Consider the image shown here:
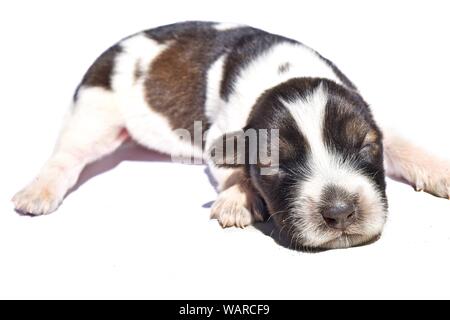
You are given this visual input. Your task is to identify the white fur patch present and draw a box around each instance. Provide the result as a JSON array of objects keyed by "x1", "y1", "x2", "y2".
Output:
[
  {"x1": 213, "y1": 22, "x2": 244, "y2": 31},
  {"x1": 204, "y1": 54, "x2": 227, "y2": 125}
]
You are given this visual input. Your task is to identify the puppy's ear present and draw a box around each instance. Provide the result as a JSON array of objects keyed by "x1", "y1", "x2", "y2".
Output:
[
  {"x1": 208, "y1": 130, "x2": 248, "y2": 168},
  {"x1": 208, "y1": 127, "x2": 279, "y2": 173}
]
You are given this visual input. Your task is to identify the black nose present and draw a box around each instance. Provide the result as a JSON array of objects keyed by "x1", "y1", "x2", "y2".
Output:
[{"x1": 321, "y1": 201, "x2": 356, "y2": 230}]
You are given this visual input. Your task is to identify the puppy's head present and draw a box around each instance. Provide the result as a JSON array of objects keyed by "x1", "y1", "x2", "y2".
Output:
[{"x1": 212, "y1": 78, "x2": 387, "y2": 250}]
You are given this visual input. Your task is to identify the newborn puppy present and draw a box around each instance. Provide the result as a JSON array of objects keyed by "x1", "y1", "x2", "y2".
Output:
[{"x1": 12, "y1": 21, "x2": 450, "y2": 250}]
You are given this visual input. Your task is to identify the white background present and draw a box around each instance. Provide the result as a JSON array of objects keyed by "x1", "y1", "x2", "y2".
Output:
[{"x1": 0, "y1": 0, "x2": 449, "y2": 299}]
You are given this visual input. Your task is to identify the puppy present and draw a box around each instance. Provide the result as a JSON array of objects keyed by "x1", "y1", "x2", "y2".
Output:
[{"x1": 12, "y1": 21, "x2": 450, "y2": 250}]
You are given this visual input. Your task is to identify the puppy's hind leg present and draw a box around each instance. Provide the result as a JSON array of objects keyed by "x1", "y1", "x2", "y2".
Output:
[
  {"x1": 383, "y1": 129, "x2": 450, "y2": 199},
  {"x1": 12, "y1": 87, "x2": 128, "y2": 215}
]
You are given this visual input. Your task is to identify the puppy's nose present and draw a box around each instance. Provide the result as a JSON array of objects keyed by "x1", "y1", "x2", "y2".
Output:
[{"x1": 321, "y1": 201, "x2": 356, "y2": 230}]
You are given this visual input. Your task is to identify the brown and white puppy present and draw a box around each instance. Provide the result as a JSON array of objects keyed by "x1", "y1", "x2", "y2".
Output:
[{"x1": 12, "y1": 21, "x2": 450, "y2": 250}]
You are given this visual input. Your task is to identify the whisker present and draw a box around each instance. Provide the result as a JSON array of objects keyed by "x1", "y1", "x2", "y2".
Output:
[{"x1": 266, "y1": 209, "x2": 285, "y2": 222}]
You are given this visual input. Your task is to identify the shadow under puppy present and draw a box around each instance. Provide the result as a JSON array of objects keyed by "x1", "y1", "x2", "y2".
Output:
[{"x1": 13, "y1": 21, "x2": 450, "y2": 250}]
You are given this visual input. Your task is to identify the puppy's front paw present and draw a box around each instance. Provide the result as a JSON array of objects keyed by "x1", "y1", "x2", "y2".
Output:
[
  {"x1": 413, "y1": 162, "x2": 450, "y2": 199},
  {"x1": 12, "y1": 179, "x2": 64, "y2": 215},
  {"x1": 211, "y1": 185, "x2": 256, "y2": 228}
]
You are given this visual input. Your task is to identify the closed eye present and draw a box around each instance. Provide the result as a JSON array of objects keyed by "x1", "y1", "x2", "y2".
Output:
[
  {"x1": 360, "y1": 129, "x2": 379, "y2": 153},
  {"x1": 358, "y1": 142, "x2": 380, "y2": 162},
  {"x1": 360, "y1": 143, "x2": 374, "y2": 152}
]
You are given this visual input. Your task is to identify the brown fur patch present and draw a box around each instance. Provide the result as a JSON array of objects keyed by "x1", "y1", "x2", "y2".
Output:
[
  {"x1": 144, "y1": 39, "x2": 210, "y2": 142},
  {"x1": 363, "y1": 129, "x2": 380, "y2": 156},
  {"x1": 364, "y1": 129, "x2": 378, "y2": 145},
  {"x1": 344, "y1": 117, "x2": 370, "y2": 146}
]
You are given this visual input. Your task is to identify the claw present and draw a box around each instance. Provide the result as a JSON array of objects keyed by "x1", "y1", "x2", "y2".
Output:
[{"x1": 414, "y1": 181, "x2": 424, "y2": 192}]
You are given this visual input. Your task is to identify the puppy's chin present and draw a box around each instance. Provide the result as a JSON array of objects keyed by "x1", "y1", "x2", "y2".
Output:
[
  {"x1": 313, "y1": 233, "x2": 382, "y2": 250},
  {"x1": 292, "y1": 217, "x2": 385, "y2": 250},
  {"x1": 289, "y1": 232, "x2": 382, "y2": 252},
  {"x1": 299, "y1": 213, "x2": 386, "y2": 250},
  {"x1": 278, "y1": 208, "x2": 386, "y2": 251}
]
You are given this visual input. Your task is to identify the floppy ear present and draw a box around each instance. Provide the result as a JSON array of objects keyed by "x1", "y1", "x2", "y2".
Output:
[
  {"x1": 208, "y1": 128, "x2": 279, "y2": 173},
  {"x1": 208, "y1": 130, "x2": 248, "y2": 168}
]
